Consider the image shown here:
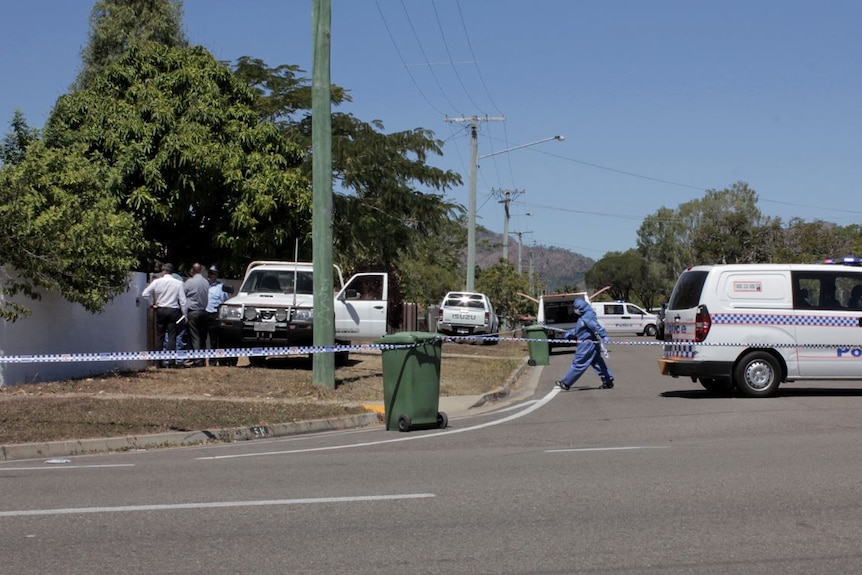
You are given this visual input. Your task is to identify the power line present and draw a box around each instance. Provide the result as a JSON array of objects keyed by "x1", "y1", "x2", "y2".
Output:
[
  {"x1": 374, "y1": 0, "x2": 448, "y2": 116},
  {"x1": 399, "y1": 0, "x2": 461, "y2": 114},
  {"x1": 431, "y1": 0, "x2": 484, "y2": 113}
]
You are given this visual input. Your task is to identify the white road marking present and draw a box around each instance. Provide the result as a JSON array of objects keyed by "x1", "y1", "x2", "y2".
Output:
[
  {"x1": 197, "y1": 387, "x2": 561, "y2": 460},
  {"x1": 0, "y1": 464, "x2": 135, "y2": 471},
  {"x1": 545, "y1": 446, "x2": 670, "y2": 453},
  {"x1": 0, "y1": 493, "x2": 435, "y2": 518}
]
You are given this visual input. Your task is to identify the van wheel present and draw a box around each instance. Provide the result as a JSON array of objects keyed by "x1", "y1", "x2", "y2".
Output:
[
  {"x1": 734, "y1": 352, "x2": 780, "y2": 398},
  {"x1": 699, "y1": 378, "x2": 732, "y2": 394},
  {"x1": 643, "y1": 324, "x2": 657, "y2": 337}
]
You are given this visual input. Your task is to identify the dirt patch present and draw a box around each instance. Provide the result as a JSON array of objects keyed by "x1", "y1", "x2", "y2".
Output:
[{"x1": 0, "y1": 340, "x2": 530, "y2": 444}]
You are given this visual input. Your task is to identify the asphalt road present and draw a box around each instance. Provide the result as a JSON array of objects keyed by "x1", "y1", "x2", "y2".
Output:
[{"x1": 3, "y1": 341, "x2": 862, "y2": 574}]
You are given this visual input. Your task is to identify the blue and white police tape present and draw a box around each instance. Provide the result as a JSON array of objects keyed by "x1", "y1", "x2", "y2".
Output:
[
  {"x1": 0, "y1": 341, "x2": 428, "y2": 364},
  {"x1": 2, "y1": 336, "x2": 861, "y2": 364}
]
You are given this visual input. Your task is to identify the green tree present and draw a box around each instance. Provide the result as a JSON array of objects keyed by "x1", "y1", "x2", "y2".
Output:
[
  {"x1": 230, "y1": 57, "x2": 463, "y2": 283},
  {"x1": 585, "y1": 250, "x2": 642, "y2": 302},
  {"x1": 689, "y1": 182, "x2": 767, "y2": 264},
  {"x1": 476, "y1": 259, "x2": 535, "y2": 330},
  {"x1": 0, "y1": 141, "x2": 143, "y2": 320},
  {"x1": 45, "y1": 42, "x2": 308, "y2": 273},
  {"x1": 76, "y1": 0, "x2": 187, "y2": 90},
  {"x1": 1, "y1": 111, "x2": 39, "y2": 166}
]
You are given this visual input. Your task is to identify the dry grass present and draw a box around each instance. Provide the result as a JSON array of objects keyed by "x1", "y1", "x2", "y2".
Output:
[{"x1": 0, "y1": 340, "x2": 529, "y2": 444}]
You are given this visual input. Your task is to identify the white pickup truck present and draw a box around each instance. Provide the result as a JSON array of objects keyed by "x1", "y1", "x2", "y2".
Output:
[
  {"x1": 436, "y1": 291, "x2": 499, "y2": 343},
  {"x1": 216, "y1": 261, "x2": 388, "y2": 365}
]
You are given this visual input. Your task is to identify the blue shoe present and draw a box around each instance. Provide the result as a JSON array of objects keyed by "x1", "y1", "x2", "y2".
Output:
[{"x1": 556, "y1": 380, "x2": 571, "y2": 391}]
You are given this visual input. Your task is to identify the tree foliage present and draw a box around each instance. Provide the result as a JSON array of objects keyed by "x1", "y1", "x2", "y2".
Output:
[
  {"x1": 46, "y1": 42, "x2": 309, "y2": 273},
  {"x1": 0, "y1": 140, "x2": 143, "y2": 320},
  {"x1": 1, "y1": 111, "x2": 39, "y2": 166},
  {"x1": 476, "y1": 259, "x2": 535, "y2": 329},
  {"x1": 231, "y1": 56, "x2": 464, "y2": 288},
  {"x1": 76, "y1": 0, "x2": 187, "y2": 90}
]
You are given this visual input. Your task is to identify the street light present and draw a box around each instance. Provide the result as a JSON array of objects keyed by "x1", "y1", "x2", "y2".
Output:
[{"x1": 465, "y1": 134, "x2": 564, "y2": 292}]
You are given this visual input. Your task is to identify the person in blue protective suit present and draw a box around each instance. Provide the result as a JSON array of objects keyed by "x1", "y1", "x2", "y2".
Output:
[{"x1": 556, "y1": 297, "x2": 614, "y2": 391}]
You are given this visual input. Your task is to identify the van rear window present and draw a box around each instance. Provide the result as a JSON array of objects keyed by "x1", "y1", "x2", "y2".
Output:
[{"x1": 668, "y1": 270, "x2": 708, "y2": 310}]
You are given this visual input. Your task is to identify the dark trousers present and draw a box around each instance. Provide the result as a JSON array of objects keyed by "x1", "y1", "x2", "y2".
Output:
[
  {"x1": 206, "y1": 312, "x2": 221, "y2": 365},
  {"x1": 187, "y1": 309, "x2": 208, "y2": 366},
  {"x1": 155, "y1": 307, "x2": 182, "y2": 365}
]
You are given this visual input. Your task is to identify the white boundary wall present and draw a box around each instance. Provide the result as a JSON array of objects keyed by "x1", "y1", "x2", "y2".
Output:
[{"x1": 0, "y1": 271, "x2": 150, "y2": 387}]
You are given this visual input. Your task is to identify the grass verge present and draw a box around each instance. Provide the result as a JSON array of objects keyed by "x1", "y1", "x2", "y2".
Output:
[{"x1": 0, "y1": 340, "x2": 530, "y2": 444}]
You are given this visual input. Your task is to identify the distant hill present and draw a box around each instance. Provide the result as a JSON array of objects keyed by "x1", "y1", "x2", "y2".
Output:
[{"x1": 474, "y1": 228, "x2": 595, "y2": 293}]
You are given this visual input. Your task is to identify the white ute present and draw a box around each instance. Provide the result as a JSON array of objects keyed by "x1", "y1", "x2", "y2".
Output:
[
  {"x1": 216, "y1": 261, "x2": 388, "y2": 365},
  {"x1": 436, "y1": 291, "x2": 499, "y2": 343}
]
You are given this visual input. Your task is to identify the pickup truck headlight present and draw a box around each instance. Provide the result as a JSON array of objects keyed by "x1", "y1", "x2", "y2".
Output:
[
  {"x1": 219, "y1": 305, "x2": 243, "y2": 320},
  {"x1": 293, "y1": 309, "x2": 313, "y2": 321}
]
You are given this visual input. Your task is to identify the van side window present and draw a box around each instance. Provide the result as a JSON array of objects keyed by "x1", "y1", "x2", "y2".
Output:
[
  {"x1": 793, "y1": 271, "x2": 862, "y2": 311},
  {"x1": 606, "y1": 304, "x2": 624, "y2": 315},
  {"x1": 626, "y1": 304, "x2": 645, "y2": 315}
]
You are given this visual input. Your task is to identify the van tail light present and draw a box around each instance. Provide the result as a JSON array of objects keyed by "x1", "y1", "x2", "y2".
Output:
[{"x1": 695, "y1": 305, "x2": 711, "y2": 342}]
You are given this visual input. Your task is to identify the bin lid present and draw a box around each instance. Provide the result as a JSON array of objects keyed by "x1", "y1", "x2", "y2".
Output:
[{"x1": 374, "y1": 331, "x2": 440, "y2": 345}]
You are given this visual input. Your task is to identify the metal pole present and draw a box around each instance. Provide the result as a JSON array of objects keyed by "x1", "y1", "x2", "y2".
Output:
[
  {"x1": 466, "y1": 121, "x2": 478, "y2": 291},
  {"x1": 312, "y1": 0, "x2": 334, "y2": 388}
]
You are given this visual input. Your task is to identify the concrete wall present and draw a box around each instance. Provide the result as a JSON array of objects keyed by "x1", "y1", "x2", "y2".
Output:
[{"x1": 0, "y1": 271, "x2": 150, "y2": 387}]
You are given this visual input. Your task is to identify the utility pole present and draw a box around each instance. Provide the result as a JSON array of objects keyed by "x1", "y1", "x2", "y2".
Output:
[
  {"x1": 512, "y1": 230, "x2": 532, "y2": 274},
  {"x1": 528, "y1": 250, "x2": 535, "y2": 296},
  {"x1": 491, "y1": 188, "x2": 524, "y2": 263},
  {"x1": 445, "y1": 115, "x2": 505, "y2": 291},
  {"x1": 311, "y1": 0, "x2": 334, "y2": 388}
]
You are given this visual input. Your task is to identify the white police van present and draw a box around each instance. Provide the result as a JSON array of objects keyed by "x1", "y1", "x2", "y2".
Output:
[
  {"x1": 591, "y1": 301, "x2": 659, "y2": 337},
  {"x1": 658, "y1": 260, "x2": 862, "y2": 397}
]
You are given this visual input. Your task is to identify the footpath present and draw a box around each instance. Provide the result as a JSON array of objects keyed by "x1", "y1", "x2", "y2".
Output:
[{"x1": 0, "y1": 358, "x2": 542, "y2": 462}]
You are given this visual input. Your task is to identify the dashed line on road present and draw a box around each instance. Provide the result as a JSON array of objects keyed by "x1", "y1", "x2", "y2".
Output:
[
  {"x1": 0, "y1": 464, "x2": 136, "y2": 471},
  {"x1": 0, "y1": 493, "x2": 435, "y2": 518},
  {"x1": 545, "y1": 446, "x2": 670, "y2": 453}
]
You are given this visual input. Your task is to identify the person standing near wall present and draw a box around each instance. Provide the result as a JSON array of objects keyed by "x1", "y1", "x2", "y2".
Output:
[
  {"x1": 142, "y1": 263, "x2": 187, "y2": 368},
  {"x1": 183, "y1": 263, "x2": 210, "y2": 367},
  {"x1": 205, "y1": 265, "x2": 229, "y2": 366}
]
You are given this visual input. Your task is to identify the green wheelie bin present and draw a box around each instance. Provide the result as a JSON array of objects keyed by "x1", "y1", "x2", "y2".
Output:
[
  {"x1": 375, "y1": 331, "x2": 448, "y2": 432},
  {"x1": 524, "y1": 324, "x2": 550, "y2": 366}
]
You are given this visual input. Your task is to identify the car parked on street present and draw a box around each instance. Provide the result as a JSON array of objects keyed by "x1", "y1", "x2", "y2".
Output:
[{"x1": 436, "y1": 291, "x2": 499, "y2": 343}]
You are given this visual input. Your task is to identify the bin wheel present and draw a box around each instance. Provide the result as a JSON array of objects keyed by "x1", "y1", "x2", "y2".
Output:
[
  {"x1": 436, "y1": 412, "x2": 448, "y2": 429},
  {"x1": 397, "y1": 415, "x2": 411, "y2": 432},
  {"x1": 528, "y1": 358, "x2": 537, "y2": 366}
]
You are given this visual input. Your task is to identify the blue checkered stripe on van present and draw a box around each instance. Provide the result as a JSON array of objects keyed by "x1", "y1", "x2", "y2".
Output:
[{"x1": 712, "y1": 313, "x2": 858, "y2": 327}]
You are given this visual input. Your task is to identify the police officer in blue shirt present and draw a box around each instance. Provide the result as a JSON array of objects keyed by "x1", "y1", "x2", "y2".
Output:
[{"x1": 205, "y1": 265, "x2": 230, "y2": 366}]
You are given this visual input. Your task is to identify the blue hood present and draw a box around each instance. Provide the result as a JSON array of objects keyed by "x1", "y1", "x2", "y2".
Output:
[{"x1": 573, "y1": 298, "x2": 591, "y2": 314}]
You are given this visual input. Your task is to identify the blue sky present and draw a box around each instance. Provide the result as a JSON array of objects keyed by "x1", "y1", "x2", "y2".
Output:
[{"x1": 2, "y1": 1, "x2": 862, "y2": 262}]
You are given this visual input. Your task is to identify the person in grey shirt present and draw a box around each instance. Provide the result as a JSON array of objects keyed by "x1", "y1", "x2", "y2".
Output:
[{"x1": 184, "y1": 263, "x2": 210, "y2": 367}]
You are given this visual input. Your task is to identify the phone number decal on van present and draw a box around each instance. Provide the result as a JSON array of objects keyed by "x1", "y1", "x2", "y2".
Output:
[{"x1": 733, "y1": 281, "x2": 762, "y2": 292}]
